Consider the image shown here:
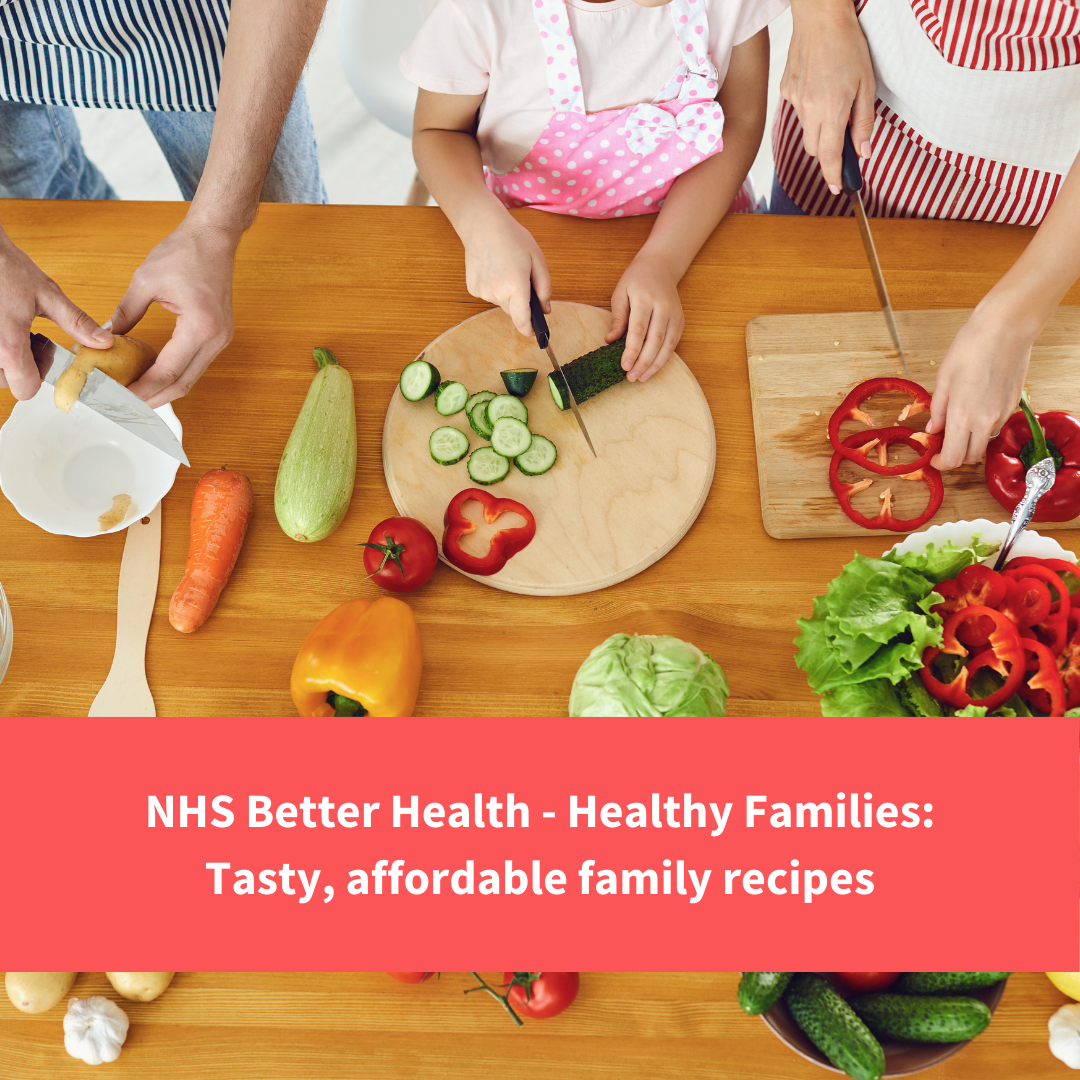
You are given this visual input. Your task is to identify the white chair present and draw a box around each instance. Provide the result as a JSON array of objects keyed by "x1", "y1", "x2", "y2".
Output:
[{"x1": 337, "y1": 0, "x2": 429, "y2": 205}]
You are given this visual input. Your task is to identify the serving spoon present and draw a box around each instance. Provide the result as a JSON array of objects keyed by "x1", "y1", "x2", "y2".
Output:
[{"x1": 993, "y1": 457, "x2": 1056, "y2": 571}]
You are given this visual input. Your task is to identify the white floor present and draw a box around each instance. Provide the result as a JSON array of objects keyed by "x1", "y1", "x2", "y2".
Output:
[{"x1": 72, "y1": 1, "x2": 792, "y2": 207}]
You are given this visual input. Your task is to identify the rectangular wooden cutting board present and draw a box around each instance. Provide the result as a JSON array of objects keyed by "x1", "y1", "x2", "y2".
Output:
[{"x1": 746, "y1": 306, "x2": 1080, "y2": 539}]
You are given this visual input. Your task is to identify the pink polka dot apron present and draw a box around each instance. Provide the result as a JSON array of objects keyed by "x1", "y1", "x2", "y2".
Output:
[{"x1": 487, "y1": 0, "x2": 751, "y2": 218}]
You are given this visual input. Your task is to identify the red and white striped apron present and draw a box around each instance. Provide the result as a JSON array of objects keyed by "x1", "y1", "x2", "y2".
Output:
[{"x1": 772, "y1": 0, "x2": 1080, "y2": 223}]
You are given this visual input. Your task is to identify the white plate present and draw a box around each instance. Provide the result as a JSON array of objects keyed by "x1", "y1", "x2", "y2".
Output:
[
  {"x1": 888, "y1": 517, "x2": 1077, "y2": 566},
  {"x1": 0, "y1": 382, "x2": 184, "y2": 536}
]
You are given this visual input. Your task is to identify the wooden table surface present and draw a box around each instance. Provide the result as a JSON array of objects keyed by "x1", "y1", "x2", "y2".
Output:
[
  {"x1": 2, "y1": 202, "x2": 1080, "y2": 720},
  {"x1": 0, "y1": 971, "x2": 1072, "y2": 1079}
]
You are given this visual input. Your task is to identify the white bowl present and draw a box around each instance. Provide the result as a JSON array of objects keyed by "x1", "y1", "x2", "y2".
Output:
[
  {"x1": 0, "y1": 581, "x2": 10, "y2": 686},
  {"x1": 888, "y1": 517, "x2": 1077, "y2": 565},
  {"x1": 0, "y1": 383, "x2": 184, "y2": 536}
]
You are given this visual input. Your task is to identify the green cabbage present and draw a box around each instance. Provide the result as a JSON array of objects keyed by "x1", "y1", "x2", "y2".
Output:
[{"x1": 569, "y1": 633, "x2": 729, "y2": 717}]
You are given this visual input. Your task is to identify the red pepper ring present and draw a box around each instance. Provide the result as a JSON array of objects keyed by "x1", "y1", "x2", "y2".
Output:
[
  {"x1": 827, "y1": 377, "x2": 935, "y2": 457},
  {"x1": 441, "y1": 488, "x2": 537, "y2": 577},
  {"x1": 1002, "y1": 564, "x2": 1070, "y2": 618},
  {"x1": 830, "y1": 425, "x2": 944, "y2": 477},
  {"x1": 1016, "y1": 639, "x2": 1067, "y2": 716}
]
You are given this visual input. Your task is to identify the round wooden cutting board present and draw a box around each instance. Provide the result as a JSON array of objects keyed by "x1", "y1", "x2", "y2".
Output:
[{"x1": 382, "y1": 302, "x2": 715, "y2": 595}]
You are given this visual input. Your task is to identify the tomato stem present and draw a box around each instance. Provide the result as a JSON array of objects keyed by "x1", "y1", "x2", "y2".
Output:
[
  {"x1": 466, "y1": 972, "x2": 524, "y2": 1027},
  {"x1": 359, "y1": 535, "x2": 408, "y2": 581}
]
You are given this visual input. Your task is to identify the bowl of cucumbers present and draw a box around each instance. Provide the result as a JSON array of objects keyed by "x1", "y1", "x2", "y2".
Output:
[{"x1": 739, "y1": 972, "x2": 1009, "y2": 1078}]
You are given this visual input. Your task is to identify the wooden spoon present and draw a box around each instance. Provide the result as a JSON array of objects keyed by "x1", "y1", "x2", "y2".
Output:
[{"x1": 88, "y1": 502, "x2": 161, "y2": 717}]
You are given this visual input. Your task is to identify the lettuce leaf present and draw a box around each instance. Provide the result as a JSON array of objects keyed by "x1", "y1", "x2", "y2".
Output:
[
  {"x1": 820, "y1": 679, "x2": 905, "y2": 717},
  {"x1": 882, "y1": 536, "x2": 998, "y2": 584}
]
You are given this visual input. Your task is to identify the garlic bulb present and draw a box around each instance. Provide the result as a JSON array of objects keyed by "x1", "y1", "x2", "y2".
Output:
[
  {"x1": 1050, "y1": 1004, "x2": 1080, "y2": 1069},
  {"x1": 63, "y1": 996, "x2": 129, "y2": 1065}
]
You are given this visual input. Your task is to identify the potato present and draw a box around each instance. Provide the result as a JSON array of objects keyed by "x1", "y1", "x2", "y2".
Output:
[
  {"x1": 5, "y1": 971, "x2": 77, "y2": 1013},
  {"x1": 105, "y1": 971, "x2": 174, "y2": 1002},
  {"x1": 55, "y1": 335, "x2": 157, "y2": 412}
]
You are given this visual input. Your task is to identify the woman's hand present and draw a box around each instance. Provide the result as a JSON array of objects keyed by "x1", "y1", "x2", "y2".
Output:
[
  {"x1": 782, "y1": 0, "x2": 876, "y2": 192},
  {"x1": 607, "y1": 255, "x2": 684, "y2": 382}
]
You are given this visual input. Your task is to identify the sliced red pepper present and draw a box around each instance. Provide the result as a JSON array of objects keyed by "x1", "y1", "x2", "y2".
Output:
[
  {"x1": 929, "y1": 565, "x2": 1008, "y2": 647},
  {"x1": 829, "y1": 425, "x2": 943, "y2": 476},
  {"x1": 1005, "y1": 556, "x2": 1080, "y2": 596},
  {"x1": 1002, "y1": 564, "x2": 1070, "y2": 617},
  {"x1": 1021, "y1": 610, "x2": 1069, "y2": 656},
  {"x1": 1016, "y1": 639, "x2": 1067, "y2": 716},
  {"x1": 828, "y1": 377, "x2": 935, "y2": 460},
  {"x1": 997, "y1": 576, "x2": 1052, "y2": 628},
  {"x1": 1057, "y1": 630, "x2": 1080, "y2": 710},
  {"x1": 441, "y1": 488, "x2": 536, "y2": 577},
  {"x1": 830, "y1": 431, "x2": 944, "y2": 533}
]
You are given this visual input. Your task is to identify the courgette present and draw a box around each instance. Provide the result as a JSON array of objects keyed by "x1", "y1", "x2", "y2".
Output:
[
  {"x1": 399, "y1": 357, "x2": 440, "y2": 401},
  {"x1": 848, "y1": 993, "x2": 991, "y2": 1043},
  {"x1": 785, "y1": 973, "x2": 885, "y2": 1080},
  {"x1": 275, "y1": 348, "x2": 357, "y2": 543},
  {"x1": 501, "y1": 368, "x2": 538, "y2": 397},
  {"x1": 893, "y1": 973, "x2": 1010, "y2": 995},
  {"x1": 737, "y1": 972, "x2": 793, "y2": 1015},
  {"x1": 548, "y1": 339, "x2": 627, "y2": 411}
]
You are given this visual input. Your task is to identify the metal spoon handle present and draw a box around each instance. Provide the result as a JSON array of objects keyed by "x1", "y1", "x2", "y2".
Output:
[{"x1": 993, "y1": 457, "x2": 1057, "y2": 570}]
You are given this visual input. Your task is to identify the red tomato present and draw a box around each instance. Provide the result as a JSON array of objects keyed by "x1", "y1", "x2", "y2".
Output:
[
  {"x1": 504, "y1": 972, "x2": 579, "y2": 1019},
  {"x1": 362, "y1": 517, "x2": 438, "y2": 593},
  {"x1": 387, "y1": 972, "x2": 435, "y2": 983},
  {"x1": 833, "y1": 972, "x2": 901, "y2": 992}
]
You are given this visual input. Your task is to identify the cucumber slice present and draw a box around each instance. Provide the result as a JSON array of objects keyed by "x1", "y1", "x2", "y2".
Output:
[
  {"x1": 485, "y1": 394, "x2": 528, "y2": 427},
  {"x1": 434, "y1": 380, "x2": 469, "y2": 416},
  {"x1": 500, "y1": 368, "x2": 538, "y2": 397},
  {"x1": 400, "y1": 358, "x2": 441, "y2": 401},
  {"x1": 429, "y1": 426, "x2": 470, "y2": 465},
  {"x1": 467, "y1": 446, "x2": 510, "y2": 485},
  {"x1": 490, "y1": 416, "x2": 533, "y2": 458},
  {"x1": 466, "y1": 390, "x2": 498, "y2": 414},
  {"x1": 468, "y1": 400, "x2": 494, "y2": 439},
  {"x1": 514, "y1": 433, "x2": 557, "y2": 476}
]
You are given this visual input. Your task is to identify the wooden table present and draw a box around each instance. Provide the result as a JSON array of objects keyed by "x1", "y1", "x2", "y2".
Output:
[
  {"x1": 2, "y1": 203, "x2": 1079, "y2": 719},
  {"x1": 0, "y1": 971, "x2": 1071, "y2": 1078}
]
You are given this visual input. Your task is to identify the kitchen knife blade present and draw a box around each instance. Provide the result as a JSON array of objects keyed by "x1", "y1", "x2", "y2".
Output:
[
  {"x1": 31, "y1": 334, "x2": 190, "y2": 466},
  {"x1": 840, "y1": 128, "x2": 910, "y2": 378},
  {"x1": 528, "y1": 285, "x2": 598, "y2": 458}
]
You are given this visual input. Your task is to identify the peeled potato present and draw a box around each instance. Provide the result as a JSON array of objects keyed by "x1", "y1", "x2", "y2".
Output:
[
  {"x1": 105, "y1": 971, "x2": 175, "y2": 1002},
  {"x1": 54, "y1": 335, "x2": 157, "y2": 412},
  {"x1": 5, "y1": 971, "x2": 77, "y2": 1013}
]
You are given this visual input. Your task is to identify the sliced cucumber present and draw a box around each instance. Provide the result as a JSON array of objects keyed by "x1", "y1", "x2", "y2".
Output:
[
  {"x1": 429, "y1": 425, "x2": 470, "y2": 465},
  {"x1": 434, "y1": 380, "x2": 469, "y2": 416},
  {"x1": 490, "y1": 416, "x2": 533, "y2": 458},
  {"x1": 514, "y1": 434, "x2": 557, "y2": 476},
  {"x1": 501, "y1": 368, "x2": 538, "y2": 397},
  {"x1": 485, "y1": 394, "x2": 528, "y2": 427},
  {"x1": 466, "y1": 390, "x2": 498, "y2": 414},
  {"x1": 468, "y1": 400, "x2": 494, "y2": 439},
  {"x1": 467, "y1": 446, "x2": 510, "y2": 485},
  {"x1": 399, "y1": 358, "x2": 440, "y2": 401}
]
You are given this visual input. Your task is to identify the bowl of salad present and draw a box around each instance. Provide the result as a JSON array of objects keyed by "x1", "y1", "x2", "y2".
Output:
[
  {"x1": 740, "y1": 971, "x2": 1008, "y2": 1078},
  {"x1": 795, "y1": 519, "x2": 1079, "y2": 717}
]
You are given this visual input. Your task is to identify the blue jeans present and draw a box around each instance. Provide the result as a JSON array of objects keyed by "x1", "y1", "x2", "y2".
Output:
[
  {"x1": 0, "y1": 83, "x2": 327, "y2": 203},
  {"x1": 768, "y1": 172, "x2": 806, "y2": 216}
]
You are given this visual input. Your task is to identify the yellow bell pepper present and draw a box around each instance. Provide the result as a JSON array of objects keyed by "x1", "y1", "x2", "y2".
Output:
[{"x1": 291, "y1": 596, "x2": 423, "y2": 717}]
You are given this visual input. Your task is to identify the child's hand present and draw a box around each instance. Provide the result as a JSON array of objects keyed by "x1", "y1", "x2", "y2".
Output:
[
  {"x1": 462, "y1": 206, "x2": 551, "y2": 337},
  {"x1": 607, "y1": 256, "x2": 685, "y2": 382}
]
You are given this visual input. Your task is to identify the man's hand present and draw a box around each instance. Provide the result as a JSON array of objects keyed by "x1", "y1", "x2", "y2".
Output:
[
  {"x1": 0, "y1": 231, "x2": 114, "y2": 400},
  {"x1": 782, "y1": 0, "x2": 876, "y2": 192},
  {"x1": 110, "y1": 221, "x2": 239, "y2": 408},
  {"x1": 607, "y1": 255, "x2": 684, "y2": 383}
]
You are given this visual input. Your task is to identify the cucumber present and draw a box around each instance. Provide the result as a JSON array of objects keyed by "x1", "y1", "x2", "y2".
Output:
[
  {"x1": 467, "y1": 446, "x2": 510, "y2": 485},
  {"x1": 485, "y1": 394, "x2": 528, "y2": 427},
  {"x1": 848, "y1": 993, "x2": 991, "y2": 1044},
  {"x1": 737, "y1": 972, "x2": 793, "y2": 1016},
  {"x1": 515, "y1": 434, "x2": 557, "y2": 476},
  {"x1": 893, "y1": 973, "x2": 1010, "y2": 995},
  {"x1": 429, "y1": 426, "x2": 470, "y2": 465},
  {"x1": 434, "y1": 380, "x2": 469, "y2": 416},
  {"x1": 466, "y1": 390, "x2": 498, "y2": 414},
  {"x1": 501, "y1": 368, "x2": 538, "y2": 397},
  {"x1": 468, "y1": 400, "x2": 494, "y2": 440},
  {"x1": 275, "y1": 347, "x2": 357, "y2": 543},
  {"x1": 548, "y1": 339, "x2": 627, "y2": 411},
  {"x1": 785, "y1": 973, "x2": 885, "y2": 1080},
  {"x1": 399, "y1": 357, "x2": 440, "y2": 401},
  {"x1": 490, "y1": 416, "x2": 532, "y2": 458}
]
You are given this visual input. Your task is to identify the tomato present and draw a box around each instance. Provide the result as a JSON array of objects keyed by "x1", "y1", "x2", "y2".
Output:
[
  {"x1": 387, "y1": 972, "x2": 436, "y2": 983},
  {"x1": 362, "y1": 517, "x2": 438, "y2": 593},
  {"x1": 833, "y1": 972, "x2": 901, "y2": 992},
  {"x1": 504, "y1": 972, "x2": 579, "y2": 1019}
]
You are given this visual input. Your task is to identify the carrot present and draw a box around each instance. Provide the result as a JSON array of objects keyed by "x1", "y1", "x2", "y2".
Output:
[{"x1": 169, "y1": 469, "x2": 254, "y2": 634}]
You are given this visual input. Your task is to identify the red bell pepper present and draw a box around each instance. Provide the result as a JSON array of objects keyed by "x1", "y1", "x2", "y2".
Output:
[
  {"x1": 1022, "y1": 610, "x2": 1069, "y2": 656},
  {"x1": 985, "y1": 401, "x2": 1080, "y2": 522},
  {"x1": 1017, "y1": 639, "x2": 1067, "y2": 716},
  {"x1": 930, "y1": 564, "x2": 1007, "y2": 648},
  {"x1": 830, "y1": 425, "x2": 943, "y2": 476},
  {"x1": 1005, "y1": 556, "x2": 1080, "y2": 597},
  {"x1": 998, "y1": 576, "x2": 1052, "y2": 628},
  {"x1": 1002, "y1": 563, "x2": 1070, "y2": 617},
  {"x1": 828, "y1": 377, "x2": 935, "y2": 459},
  {"x1": 1057, "y1": 630, "x2": 1080, "y2": 710},
  {"x1": 442, "y1": 488, "x2": 536, "y2": 577}
]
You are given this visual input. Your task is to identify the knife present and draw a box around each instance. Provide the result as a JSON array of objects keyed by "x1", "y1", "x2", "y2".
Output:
[
  {"x1": 528, "y1": 284, "x2": 597, "y2": 458},
  {"x1": 31, "y1": 334, "x2": 190, "y2": 467},
  {"x1": 840, "y1": 128, "x2": 910, "y2": 377}
]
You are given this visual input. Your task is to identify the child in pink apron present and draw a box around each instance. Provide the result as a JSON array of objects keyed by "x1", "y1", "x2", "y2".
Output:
[{"x1": 401, "y1": 0, "x2": 785, "y2": 382}]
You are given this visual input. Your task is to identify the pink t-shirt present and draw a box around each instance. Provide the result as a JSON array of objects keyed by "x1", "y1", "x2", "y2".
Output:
[{"x1": 400, "y1": 0, "x2": 787, "y2": 176}]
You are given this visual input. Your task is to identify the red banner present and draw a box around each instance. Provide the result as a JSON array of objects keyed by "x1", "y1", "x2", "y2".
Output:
[{"x1": 0, "y1": 716, "x2": 1075, "y2": 971}]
